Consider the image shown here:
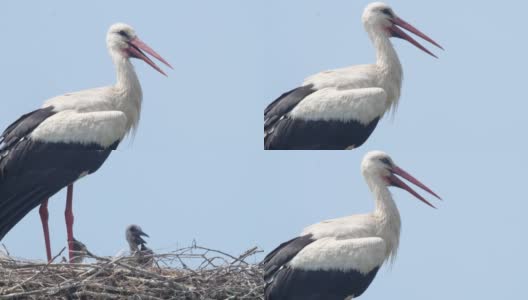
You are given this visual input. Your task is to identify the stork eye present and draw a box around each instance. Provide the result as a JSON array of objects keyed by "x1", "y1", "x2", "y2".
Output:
[
  {"x1": 381, "y1": 8, "x2": 393, "y2": 17},
  {"x1": 380, "y1": 158, "x2": 392, "y2": 166},
  {"x1": 118, "y1": 30, "x2": 129, "y2": 38}
]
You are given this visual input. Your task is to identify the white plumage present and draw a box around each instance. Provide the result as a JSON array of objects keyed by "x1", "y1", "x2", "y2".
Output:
[
  {"x1": 0, "y1": 22, "x2": 172, "y2": 263},
  {"x1": 43, "y1": 24, "x2": 147, "y2": 140},
  {"x1": 289, "y1": 237, "x2": 386, "y2": 275},
  {"x1": 264, "y1": 2, "x2": 443, "y2": 150},
  {"x1": 290, "y1": 87, "x2": 388, "y2": 125},
  {"x1": 263, "y1": 151, "x2": 441, "y2": 299},
  {"x1": 30, "y1": 110, "x2": 128, "y2": 147}
]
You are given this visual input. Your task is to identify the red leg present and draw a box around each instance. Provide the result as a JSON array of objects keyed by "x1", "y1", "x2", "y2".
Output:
[
  {"x1": 65, "y1": 184, "x2": 74, "y2": 263},
  {"x1": 39, "y1": 199, "x2": 52, "y2": 262}
]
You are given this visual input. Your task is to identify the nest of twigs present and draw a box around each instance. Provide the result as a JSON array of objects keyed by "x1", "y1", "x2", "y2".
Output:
[{"x1": 0, "y1": 244, "x2": 265, "y2": 299}]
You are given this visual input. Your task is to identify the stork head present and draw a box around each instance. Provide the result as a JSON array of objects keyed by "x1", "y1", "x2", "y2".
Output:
[
  {"x1": 362, "y1": 2, "x2": 443, "y2": 58},
  {"x1": 125, "y1": 224, "x2": 149, "y2": 250},
  {"x1": 107, "y1": 23, "x2": 173, "y2": 76},
  {"x1": 361, "y1": 151, "x2": 441, "y2": 208}
]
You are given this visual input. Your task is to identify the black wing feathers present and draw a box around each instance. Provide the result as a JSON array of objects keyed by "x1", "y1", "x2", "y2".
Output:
[
  {"x1": 262, "y1": 234, "x2": 315, "y2": 282},
  {"x1": 266, "y1": 117, "x2": 380, "y2": 150},
  {"x1": 0, "y1": 106, "x2": 119, "y2": 240},
  {"x1": 263, "y1": 234, "x2": 381, "y2": 299},
  {"x1": 264, "y1": 84, "x2": 316, "y2": 132},
  {"x1": 264, "y1": 84, "x2": 381, "y2": 150},
  {"x1": 0, "y1": 141, "x2": 115, "y2": 240},
  {"x1": 0, "y1": 106, "x2": 56, "y2": 151},
  {"x1": 266, "y1": 267, "x2": 380, "y2": 300}
]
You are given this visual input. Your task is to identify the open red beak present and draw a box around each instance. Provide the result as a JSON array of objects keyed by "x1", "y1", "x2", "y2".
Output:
[
  {"x1": 389, "y1": 17, "x2": 443, "y2": 58},
  {"x1": 127, "y1": 37, "x2": 173, "y2": 76},
  {"x1": 387, "y1": 165, "x2": 441, "y2": 208}
]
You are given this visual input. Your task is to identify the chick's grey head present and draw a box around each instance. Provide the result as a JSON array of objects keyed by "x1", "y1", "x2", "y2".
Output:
[{"x1": 126, "y1": 224, "x2": 149, "y2": 251}]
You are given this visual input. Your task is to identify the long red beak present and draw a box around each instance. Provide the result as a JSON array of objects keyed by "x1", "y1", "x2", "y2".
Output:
[
  {"x1": 390, "y1": 17, "x2": 443, "y2": 58},
  {"x1": 127, "y1": 37, "x2": 173, "y2": 76},
  {"x1": 388, "y1": 165, "x2": 441, "y2": 208}
]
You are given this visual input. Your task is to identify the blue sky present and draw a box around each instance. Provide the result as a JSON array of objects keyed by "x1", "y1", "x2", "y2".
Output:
[{"x1": 0, "y1": 1, "x2": 526, "y2": 299}]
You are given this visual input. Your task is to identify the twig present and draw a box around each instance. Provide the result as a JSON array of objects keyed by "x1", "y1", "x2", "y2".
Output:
[{"x1": 0, "y1": 244, "x2": 265, "y2": 299}]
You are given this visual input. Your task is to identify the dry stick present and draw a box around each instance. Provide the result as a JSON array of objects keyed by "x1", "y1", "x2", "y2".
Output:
[
  {"x1": 7, "y1": 254, "x2": 128, "y2": 299},
  {"x1": 0, "y1": 281, "x2": 79, "y2": 299},
  {"x1": 2, "y1": 267, "x2": 44, "y2": 294},
  {"x1": 175, "y1": 254, "x2": 196, "y2": 274},
  {"x1": 0, "y1": 247, "x2": 66, "y2": 295},
  {"x1": 237, "y1": 247, "x2": 262, "y2": 264},
  {"x1": 1, "y1": 244, "x2": 10, "y2": 257},
  {"x1": 1, "y1": 245, "x2": 265, "y2": 299},
  {"x1": 194, "y1": 246, "x2": 244, "y2": 264},
  {"x1": 73, "y1": 290, "x2": 121, "y2": 299},
  {"x1": 81, "y1": 282, "x2": 137, "y2": 295},
  {"x1": 49, "y1": 246, "x2": 66, "y2": 264},
  {"x1": 86, "y1": 253, "x2": 187, "y2": 291},
  {"x1": 1, "y1": 255, "x2": 123, "y2": 299}
]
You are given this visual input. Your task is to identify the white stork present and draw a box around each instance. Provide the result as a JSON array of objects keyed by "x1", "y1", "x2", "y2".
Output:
[
  {"x1": 0, "y1": 23, "x2": 172, "y2": 262},
  {"x1": 264, "y1": 2, "x2": 443, "y2": 150},
  {"x1": 263, "y1": 151, "x2": 441, "y2": 299}
]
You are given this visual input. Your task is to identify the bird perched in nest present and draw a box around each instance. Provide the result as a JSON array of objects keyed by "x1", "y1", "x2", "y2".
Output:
[
  {"x1": 138, "y1": 243, "x2": 154, "y2": 267},
  {"x1": 125, "y1": 224, "x2": 154, "y2": 267},
  {"x1": 68, "y1": 238, "x2": 90, "y2": 263}
]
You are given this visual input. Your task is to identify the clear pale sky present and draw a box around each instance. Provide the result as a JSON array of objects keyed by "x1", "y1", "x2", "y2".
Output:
[{"x1": 0, "y1": 1, "x2": 525, "y2": 299}]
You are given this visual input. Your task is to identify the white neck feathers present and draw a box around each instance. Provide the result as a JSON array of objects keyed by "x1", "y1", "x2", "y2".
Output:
[
  {"x1": 365, "y1": 175, "x2": 401, "y2": 262},
  {"x1": 366, "y1": 28, "x2": 403, "y2": 113},
  {"x1": 111, "y1": 53, "x2": 143, "y2": 136}
]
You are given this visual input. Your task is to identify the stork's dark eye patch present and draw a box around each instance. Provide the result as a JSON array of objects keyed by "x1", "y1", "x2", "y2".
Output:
[
  {"x1": 381, "y1": 8, "x2": 393, "y2": 17},
  {"x1": 118, "y1": 30, "x2": 129, "y2": 38},
  {"x1": 380, "y1": 158, "x2": 392, "y2": 165}
]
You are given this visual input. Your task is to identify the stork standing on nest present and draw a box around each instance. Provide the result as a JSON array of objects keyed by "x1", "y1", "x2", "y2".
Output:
[
  {"x1": 264, "y1": 2, "x2": 443, "y2": 150},
  {"x1": 263, "y1": 151, "x2": 441, "y2": 299},
  {"x1": 0, "y1": 23, "x2": 172, "y2": 263}
]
